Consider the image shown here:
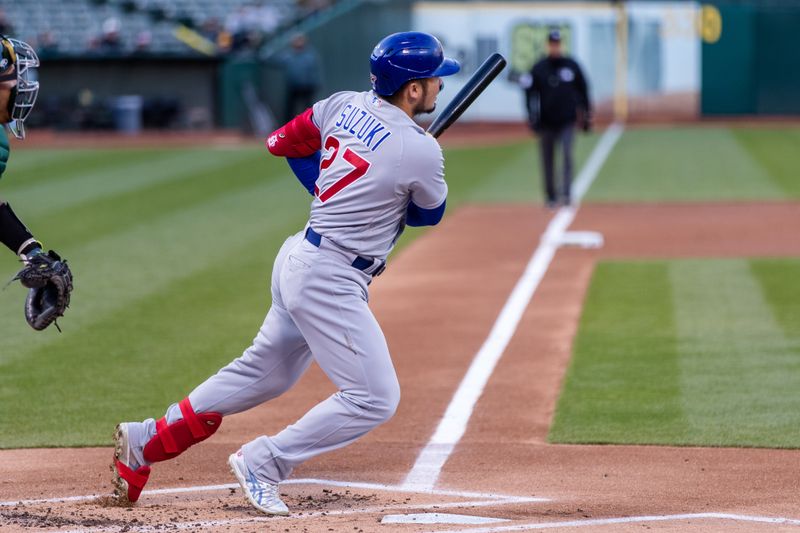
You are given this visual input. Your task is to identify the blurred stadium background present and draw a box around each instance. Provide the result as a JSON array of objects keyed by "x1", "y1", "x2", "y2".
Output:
[{"x1": 0, "y1": 0, "x2": 798, "y2": 137}]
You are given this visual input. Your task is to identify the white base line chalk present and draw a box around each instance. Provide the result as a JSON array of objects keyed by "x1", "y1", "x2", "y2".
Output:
[
  {"x1": 430, "y1": 512, "x2": 800, "y2": 533},
  {"x1": 381, "y1": 512, "x2": 510, "y2": 525},
  {"x1": 0, "y1": 477, "x2": 548, "y2": 508},
  {"x1": 403, "y1": 124, "x2": 624, "y2": 490}
]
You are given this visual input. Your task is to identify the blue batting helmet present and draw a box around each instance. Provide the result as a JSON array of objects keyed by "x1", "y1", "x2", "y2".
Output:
[{"x1": 370, "y1": 32, "x2": 460, "y2": 96}]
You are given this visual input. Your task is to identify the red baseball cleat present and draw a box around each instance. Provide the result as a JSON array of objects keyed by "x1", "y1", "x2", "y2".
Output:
[{"x1": 112, "y1": 423, "x2": 151, "y2": 503}]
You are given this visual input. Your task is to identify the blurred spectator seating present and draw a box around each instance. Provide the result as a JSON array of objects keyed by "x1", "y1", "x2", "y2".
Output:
[{"x1": 0, "y1": 0, "x2": 300, "y2": 56}]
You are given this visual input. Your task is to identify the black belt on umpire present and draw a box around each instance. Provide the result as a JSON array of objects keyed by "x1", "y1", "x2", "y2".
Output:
[{"x1": 304, "y1": 227, "x2": 387, "y2": 277}]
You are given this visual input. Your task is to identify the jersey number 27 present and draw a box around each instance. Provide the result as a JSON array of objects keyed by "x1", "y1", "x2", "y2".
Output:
[{"x1": 315, "y1": 135, "x2": 371, "y2": 203}]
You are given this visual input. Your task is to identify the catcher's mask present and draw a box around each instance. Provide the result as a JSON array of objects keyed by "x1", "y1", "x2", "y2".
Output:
[{"x1": 0, "y1": 36, "x2": 39, "y2": 139}]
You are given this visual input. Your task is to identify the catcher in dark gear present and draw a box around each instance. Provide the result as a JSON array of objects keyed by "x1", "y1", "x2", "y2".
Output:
[{"x1": 0, "y1": 35, "x2": 73, "y2": 331}]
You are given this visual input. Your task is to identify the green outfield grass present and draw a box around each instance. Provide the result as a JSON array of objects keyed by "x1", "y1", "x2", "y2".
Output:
[
  {"x1": 552, "y1": 124, "x2": 800, "y2": 447},
  {"x1": 1, "y1": 122, "x2": 798, "y2": 448},
  {"x1": 587, "y1": 126, "x2": 800, "y2": 201},
  {"x1": 549, "y1": 258, "x2": 800, "y2": 448},
  {"x1": 0, "y1": 135, "x2": 602, "y2": 448}
]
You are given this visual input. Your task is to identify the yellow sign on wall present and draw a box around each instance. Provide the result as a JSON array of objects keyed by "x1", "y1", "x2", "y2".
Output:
[
  {"x1": 509, "y1": 23, "x2": 572, "y2": 76},
  {"x1": 699, "y1": 4, "x2": 722, "y2": 44}
]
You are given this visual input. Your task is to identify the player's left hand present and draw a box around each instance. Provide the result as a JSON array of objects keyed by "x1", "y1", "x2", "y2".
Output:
[{"x1": 13, "y1": 249, "x2": 74, "y2": 331}]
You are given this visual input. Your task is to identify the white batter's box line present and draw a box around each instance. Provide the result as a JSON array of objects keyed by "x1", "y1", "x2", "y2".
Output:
[
  {"x1": 0, "y1": 477, "x2": 549, "y2": 508},
  {"x1": 50, "y1": 499, "x2": 501, "y2": 533},
  {"x1": 382, "y1": 512, "x2": 511, "y2": 525},
  {"x1": 47, "y1": 492, "x2": 544, "y2": 533},
  {"x1": 428, "y1": 512, "x2": 800, "y2": 533}
]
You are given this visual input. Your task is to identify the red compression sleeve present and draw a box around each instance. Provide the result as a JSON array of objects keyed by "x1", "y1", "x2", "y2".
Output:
[{"x1": 266, "y1": 107, "x2": 321, "y2": 157}]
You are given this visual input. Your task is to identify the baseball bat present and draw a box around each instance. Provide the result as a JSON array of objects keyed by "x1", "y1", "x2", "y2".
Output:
[{"x1": 427, "y1": 52, "x2": 507, "y2": 139}]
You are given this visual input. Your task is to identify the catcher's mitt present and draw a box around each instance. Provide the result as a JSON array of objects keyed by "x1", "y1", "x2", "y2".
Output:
[{"x1": 14, "y1": 250, "x2": 73, "y2": 331}]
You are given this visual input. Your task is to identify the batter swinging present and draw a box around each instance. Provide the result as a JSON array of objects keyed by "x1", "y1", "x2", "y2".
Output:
[{"x1": 112, "y1": 31, "x2": 459, "y2": 515}]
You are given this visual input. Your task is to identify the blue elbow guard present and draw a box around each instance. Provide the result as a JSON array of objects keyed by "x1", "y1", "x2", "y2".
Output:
[
  {"x1": 287, "y1": 152, "x2": 321, "y2": 195},
  {"x1": 406, "y1": 199, "x2": 446, "y2": 227}
]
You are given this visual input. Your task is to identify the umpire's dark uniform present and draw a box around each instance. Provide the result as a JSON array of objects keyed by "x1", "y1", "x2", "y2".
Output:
[{"x1": 524, "y1": 30, "x2": 591, "y2": 206}]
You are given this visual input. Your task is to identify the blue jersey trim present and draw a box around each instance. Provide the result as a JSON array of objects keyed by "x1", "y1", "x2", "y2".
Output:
[
  {"x1": 406, "y1": 199, "x2": 446, "y2": 227},
  {"x1": 286, "y1": 152, "x2": 321, "y2": 195}
]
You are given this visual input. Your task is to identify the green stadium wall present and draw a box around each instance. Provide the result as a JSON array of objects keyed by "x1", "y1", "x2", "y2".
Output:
[{"x1": 703, "y1": 1, "x2": 800, "y2": 115}]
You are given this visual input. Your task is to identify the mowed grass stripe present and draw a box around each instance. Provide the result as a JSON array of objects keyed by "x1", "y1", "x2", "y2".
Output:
[
  {"x1": 5, "y1": 148, "x2": 109, "y2": 181},
  {"x1": 732, "y1": 128, "x2": 800, "y2": 197},
  {"x1": 4, "y1": 148, "x2": 262, "y2": 218},
  {"x1": 444, "y1": 141, "x2": 539, "y2": 204},
  {"x1": 442, "y1": 134, "x2": 600, "y2": 205},
  {"x1": 548, "y1": 262, "x2": 686, "y2": 444},
  {"x1": 3, "y1": 148, "x2": 185, "y2": 191},
  {"x1": 587, "y1": 127, "x2": 786, "y2": 202},
  {"x1": 28, "y1": 150, "x2": 283, "y2": 250},
  {"x1": 750, "y1": 259, "x2": 800, "y2": 339},
  {"x1": 0, "y1": 147, "x2": 284, "y2": 271},
  {"x1": 0, "y1": 173, "x2": 310, "y2": 366},
  {"x1": 672, "y1": 259, "x2": 800, "y2": 448},
  {"x1": 0, "y1": 228, "x2": 303, "y2": 447},
  {"x1": 551, "y1": 259, "x2": 800, "y2": 448}
]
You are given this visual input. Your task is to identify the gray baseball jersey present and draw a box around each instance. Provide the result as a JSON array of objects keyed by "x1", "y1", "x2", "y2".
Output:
[
  {"x1": 124, "y1": 90, "x2": 449, "y2": 486},
  {"x1": 309, "y1": 90, "x2": 447, "y2": 259}
]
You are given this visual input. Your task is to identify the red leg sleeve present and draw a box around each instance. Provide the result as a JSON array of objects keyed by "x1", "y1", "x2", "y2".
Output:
[{"x1": 143, "y1": 397, "x2": 222, "y2": 463}]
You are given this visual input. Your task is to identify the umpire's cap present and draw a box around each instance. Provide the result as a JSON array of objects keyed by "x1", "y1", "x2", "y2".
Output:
[{"x1": 370, "y1": 32, "x2": 460, "y2": 96}]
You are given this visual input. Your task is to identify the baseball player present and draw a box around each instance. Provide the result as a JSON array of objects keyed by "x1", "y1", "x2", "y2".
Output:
[
  {"x1": 0, "y1": 35, "x2": 72, "y2": 331},
  {"x1": 112, "y1": 31, "x2": 459, "y2": 515}
]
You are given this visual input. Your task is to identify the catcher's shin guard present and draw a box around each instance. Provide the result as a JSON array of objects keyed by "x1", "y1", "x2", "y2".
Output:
[{"x1": 143, "y1": 398, "x2": 222, "y2": 463}]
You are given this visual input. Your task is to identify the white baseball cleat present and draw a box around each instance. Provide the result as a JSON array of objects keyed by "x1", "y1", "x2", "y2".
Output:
[{"x1": 228, "y1": 449, "x2": 289, "y2": 516}]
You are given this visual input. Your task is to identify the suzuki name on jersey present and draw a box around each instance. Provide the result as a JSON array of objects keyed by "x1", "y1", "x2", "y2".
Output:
[{"x1": 334, "y1": 104, "x2": 391, "y2": 152}]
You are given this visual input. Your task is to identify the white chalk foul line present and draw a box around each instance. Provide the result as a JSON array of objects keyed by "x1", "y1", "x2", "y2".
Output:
[
  {"x1": 403, "y1": 123, "x2": 624, "y2": 491},
  {"x1": 50, "y1": 498, "x2": 528, "y2": 533},
  {"x1": 2, "y1": 478, "x2": 545, "y2": 533},
  {"x1": 0, "y1": 477, "x2": 547, "y2": 508},
  {"x1": 2, "y1": 477, "x2": 548, "y2": 533},
  {"x1": 382, "y1": 512, "x2": 510, "y2": 525},
  {"x1": 49, "y1": 510, "x2": 800, "y2": 533},
  {"x1": 430, "y1": 512, "x2": 800, "y2": 532}
]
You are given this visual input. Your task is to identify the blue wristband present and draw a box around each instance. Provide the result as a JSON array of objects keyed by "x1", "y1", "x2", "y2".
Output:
[{"x1": 406, "y1": 199, "x2": 446, "y2": 227}]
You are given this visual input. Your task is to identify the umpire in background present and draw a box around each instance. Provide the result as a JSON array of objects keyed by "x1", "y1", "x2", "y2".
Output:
[
  {"x1": 279, "y1": 33, "x2": 322, "y2": 123},
  {"x1": 521, "y1": 29, "x2": 591, "y2": 207}
]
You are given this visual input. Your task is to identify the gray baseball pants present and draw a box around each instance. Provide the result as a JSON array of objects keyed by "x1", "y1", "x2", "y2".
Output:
[
  {"x1": 538, "y1": 124, "x2": 575, "y2": 204},
  {"x1": 138, "y1": 230, "x2": 400, "y2": 484}
]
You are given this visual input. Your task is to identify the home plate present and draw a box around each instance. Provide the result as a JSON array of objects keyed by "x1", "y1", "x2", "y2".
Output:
[
  {"x1": 557, "y1": 230, "x2": 604, "y2": 249},
  {"x1": 381, "y1": 512, "x2": 510, "y2": 525}
]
